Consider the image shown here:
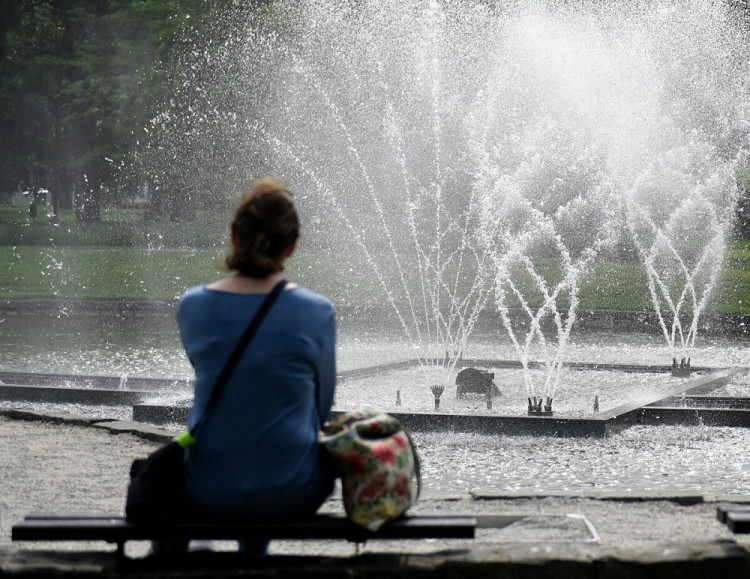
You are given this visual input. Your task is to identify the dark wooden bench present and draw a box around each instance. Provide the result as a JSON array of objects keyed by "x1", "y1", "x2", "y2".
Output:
[{"x1": 12, "y1": 513, "x2": 476, "y2": 559}]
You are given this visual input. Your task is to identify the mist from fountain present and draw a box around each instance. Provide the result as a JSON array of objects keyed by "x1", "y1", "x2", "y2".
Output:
[
  {"x1": 249, "y1": 0, "x2": 502, "y2": 390},
  {"x1": 149, "y1": 0, "x2": 750, "y2": 397}
]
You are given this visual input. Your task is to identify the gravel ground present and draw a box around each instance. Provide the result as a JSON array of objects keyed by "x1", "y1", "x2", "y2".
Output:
[
  {"x1": 0, "y1": 415, "x2": 159, "y2": 554},
  {"x1": 2, "y1": 413, "x2": 750, "y2": 560}
]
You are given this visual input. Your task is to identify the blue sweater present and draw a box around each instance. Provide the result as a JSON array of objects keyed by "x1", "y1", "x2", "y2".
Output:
[{"x1": 176, "y1": 285, "x2": 336, "y2": 521}]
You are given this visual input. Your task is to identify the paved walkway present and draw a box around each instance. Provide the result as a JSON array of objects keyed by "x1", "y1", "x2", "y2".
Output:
[{"x1": 1, "y1": 409, "x2": 750, "y2": 577}]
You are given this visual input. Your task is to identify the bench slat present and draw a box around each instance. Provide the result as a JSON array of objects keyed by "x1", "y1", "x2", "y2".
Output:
[
  {"x1": 25, "y1": 513, "x2": 123, "y2": 521},
  {"x1": 13, "y1": 514, "x2": 476, "y2": 544}
]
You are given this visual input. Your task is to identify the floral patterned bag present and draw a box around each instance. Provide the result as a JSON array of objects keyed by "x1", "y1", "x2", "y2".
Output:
[{"x1": 320, "y1": 410, "x2": 421, "y2": 531}]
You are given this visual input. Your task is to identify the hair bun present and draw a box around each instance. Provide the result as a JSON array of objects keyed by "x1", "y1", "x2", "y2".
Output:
[{"x1": 224, "y1": 179, "x2": 300, "y2": 277}]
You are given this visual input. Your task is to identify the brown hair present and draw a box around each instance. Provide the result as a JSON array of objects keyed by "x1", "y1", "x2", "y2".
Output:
[{"x1": 224, "y1": 179, "x2": 300, "y2": 277}]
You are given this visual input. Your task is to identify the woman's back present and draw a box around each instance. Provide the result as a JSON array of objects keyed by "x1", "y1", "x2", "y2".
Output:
[{"x1": 177, "y1": 285, "x2": 336, "y2": 521}]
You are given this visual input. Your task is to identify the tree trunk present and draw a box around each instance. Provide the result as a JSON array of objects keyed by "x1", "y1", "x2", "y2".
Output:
[{"x1": 74, "y1": 166, "x2": 101, "y2": 224}]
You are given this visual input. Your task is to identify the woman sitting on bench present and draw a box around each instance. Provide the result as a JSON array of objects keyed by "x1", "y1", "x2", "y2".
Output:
[{"x1": 170, "y1": 179, "x2": 337, "y2": 554}]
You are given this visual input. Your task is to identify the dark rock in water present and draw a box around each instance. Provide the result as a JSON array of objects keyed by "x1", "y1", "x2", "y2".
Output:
[{"x1": 455, "y1": 368, "x2": 501, "y2": 399}]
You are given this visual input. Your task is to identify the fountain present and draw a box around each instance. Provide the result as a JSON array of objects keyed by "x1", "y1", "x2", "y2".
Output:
[
  {"x1": 2, "y1": 0, "x2": 750, "y2": 493},
  {"x1": 142, "y1": 0, "x2": 749, "y2": 404}
]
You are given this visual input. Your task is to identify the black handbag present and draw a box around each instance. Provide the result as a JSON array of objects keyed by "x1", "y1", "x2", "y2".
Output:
[{"x1": 125, "y1": 280, "x2": 288, "y2": 526}]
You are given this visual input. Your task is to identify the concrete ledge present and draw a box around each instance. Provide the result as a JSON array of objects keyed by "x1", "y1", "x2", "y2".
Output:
[
  {"x1": 470, "y1": 491, "x2": 709, "y2": 505},
  {"x1": 0, "y1": 408, "x2": 108, "y2": 428},
  {"x1": 0, "y1": 409, "x2": 175, "y2": 444},
  {"x1": 134, "y1": 404, "x2": 613, "y2": 437},
  {"x1": 0, "y1": 546, "x2": 115, "y2": 577},
  {"x1": 92, "y1": 420, "x2": 174, "y2": 444},
  {"x1": 1, "y1": 299, "x2": 748, "y2": 336},
  {"x1": 0, "y1": 385, "x2": 151, "y2": 406},
  {"x1": 2, "y1": 541, "x2": 749, "y2": 578}
]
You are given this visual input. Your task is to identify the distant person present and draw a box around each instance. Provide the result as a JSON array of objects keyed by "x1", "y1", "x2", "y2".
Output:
[
  {"x1": 29, "y1": 201, "x2": 37, "y2": 221},
  {"x1": 175, "y1": 178, "x2": 337, "y2": 554}
]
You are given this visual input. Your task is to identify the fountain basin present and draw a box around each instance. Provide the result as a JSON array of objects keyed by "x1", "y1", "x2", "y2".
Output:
[{"x1": 127, "y1": 365, "x2": 744, "y2": 437}]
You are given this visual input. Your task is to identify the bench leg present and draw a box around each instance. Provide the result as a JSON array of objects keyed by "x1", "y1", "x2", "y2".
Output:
[{"x1": 352, "y1": 541, "x2": 367, "y2": 556}]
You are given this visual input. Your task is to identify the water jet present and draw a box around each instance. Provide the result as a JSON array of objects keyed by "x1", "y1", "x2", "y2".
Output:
[{"x1": 142, "y1": 0, "x2": 748, "y2": 403}]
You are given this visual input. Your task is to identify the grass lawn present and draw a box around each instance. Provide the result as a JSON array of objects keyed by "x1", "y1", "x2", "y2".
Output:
[
  {"x1": 0, "y1": 244, "x2": 748, "y2": 315},
  {"x1": 0, "y1": 245, "x2": 384, "y2": 304},
  {"x1": 0, "y1": 206, "x2": 227, "y2": 248},
  {"x1": 2, "y1": 205, "x2": 748, "y2": 311},
  {"x1": 0, "y1": 246, "x2": 223, "y2": 301}
]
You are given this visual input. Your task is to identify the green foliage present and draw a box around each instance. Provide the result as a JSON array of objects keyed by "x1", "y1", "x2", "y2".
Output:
[{"x1": 0, "y1": 0, "x2": 221, "y2": 222}]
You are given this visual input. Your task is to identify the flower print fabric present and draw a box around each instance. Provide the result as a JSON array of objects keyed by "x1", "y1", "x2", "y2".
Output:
[{"x1": 320, "y1": 410, "x2": 420, "y2": 531}]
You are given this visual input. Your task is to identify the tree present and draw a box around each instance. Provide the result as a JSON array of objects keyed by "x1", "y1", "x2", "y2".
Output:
[
  {"x1": 140, "y1": 1, "x2": 282, "y2": 222},
  {"x1": 0, "y1": 1, "x2": 68, "y2": 210},
  {"x1": 0, "y1": 0, "x2": 218, "y2": 223}
]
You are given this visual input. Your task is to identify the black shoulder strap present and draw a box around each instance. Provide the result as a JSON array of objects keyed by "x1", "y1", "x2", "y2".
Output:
[{"x1": 191, "y1": 279, "x2": 288, "y2": 436}]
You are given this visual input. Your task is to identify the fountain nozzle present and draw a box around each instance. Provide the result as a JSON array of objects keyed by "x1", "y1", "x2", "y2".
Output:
[
  {"x1": 528, "y1": 396, "x2": 553, "y2": 416},
  {"x1": 671, "y1": 357, "x2": 691, "y2": 378},
  {"x1": 431, "y1": 385, "x2": 444, "y2": 411}
]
